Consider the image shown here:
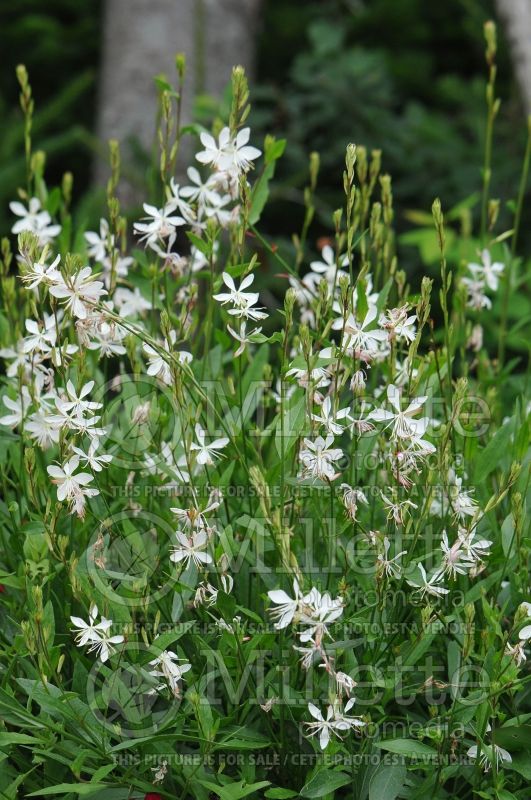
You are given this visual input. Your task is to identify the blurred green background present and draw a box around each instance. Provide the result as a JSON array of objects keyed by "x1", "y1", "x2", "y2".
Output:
[{"x1": 0, "y1": 0, "x2": 527, "y2": 240}]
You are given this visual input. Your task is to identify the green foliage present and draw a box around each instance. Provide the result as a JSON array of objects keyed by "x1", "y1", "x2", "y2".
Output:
[
  {"x1": 0, "y1": 0, "x2": 101, "y2": 230},
  {"x1": 252, "y1": 0, "x2": 526, "y2": 243}
]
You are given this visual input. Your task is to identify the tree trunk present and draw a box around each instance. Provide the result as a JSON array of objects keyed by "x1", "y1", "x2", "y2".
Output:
[
  {"x1": 95, "y1": 0, "x2": 262, "y2": 199},
  {"x1": 495, "y1": 0, "x2": 531, "y2": 116}
]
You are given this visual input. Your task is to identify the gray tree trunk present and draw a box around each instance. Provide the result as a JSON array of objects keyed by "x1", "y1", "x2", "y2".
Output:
[
  {"x1": 95, "y1": 0, "x2": 262, "y2": 198},
  {"x1": 495, "y1": 0, "x2": 531, "y2": 116}
]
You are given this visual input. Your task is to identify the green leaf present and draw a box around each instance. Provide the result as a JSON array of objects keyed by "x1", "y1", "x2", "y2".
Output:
[
  {"x1": 0, "y1": 571, "x2": 24, "y2": 589},
  {"x1": 507, "y1": 752, "x2": 531, "y2": 780},
  {"x1": 198, "y1": 779, "x2": 271, "y2": 800},
  {"x1": 249, "y1": 139, "x2": 285, "y2": 225},
  {"x1": 501, "y1": 514, "x2": 516, "y2": 558},
  {"x1": 149, "y1": 621, "x2": 196, "y2": 654},
  {"x1": 264, "y1": 790, "x2": 298, "y2": 799},
  {"x1": 249, "y1": 162, "x2": 275, "y2": 225},
  {"x1": 369, "y1": 763, "x2": 407, "y2": 800},
  {"x1": 0, "y1": 732, "x2": 40, "y2": 747},
  {"x1": 274, "y1": 395, "x2": 306, "y2": 459},
  {"x1": 26, "y1": 785, "x2": 109, "y2": 797},
  {"x1": 494, "y1": 725, "x2": 531, "y2": 750},
  {"x1": 300, "y1": 769, "x2": 351, "y2": 798},
  {"x1": 375, "y1": 739, "x2": 438, "y2": 759},
  {"x1": 474, "y1": 418, "x2": 515, "y2": 483}
]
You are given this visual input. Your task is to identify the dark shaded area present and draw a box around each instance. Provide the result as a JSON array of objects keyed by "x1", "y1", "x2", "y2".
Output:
[
  {"x1": 0, "y1": 0, "x2": 102, "y2": 227},
  {"x1": 252, "y1": 0, "x2": 525, "y2": 238},
  {"x1": 0, "y1": 0, "x2": 528, "y2": 244}
]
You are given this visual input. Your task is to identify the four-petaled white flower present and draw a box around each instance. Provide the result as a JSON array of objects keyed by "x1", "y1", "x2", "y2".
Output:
[
  {"x1": 299, "y1": 435, "x2": 343, "y2": 481},
  {"x1": 70, "y1": 603, "x2": 124, "y2": 662},
  {"x1": 311, "y1": 396, "x2": 352, "y2": 435},
  {"x1": 149, "y1": 648, "x2": 192, "y2": 695},
  {"x1": 467, "y1": 725, "x2": 512, "y2": 773},
  {"x1": 213, "y1": 272, "x2": 267, "y2": 321},
  {"x1": 10, "y1": 197, "x2": 61, "y2": 244},
  {"x1": 370, "y1": 383, "x2": 428, "y2": 441},
  {"x1": 267, "y1": 580, "x2": 302, "y2": 630},
  {"x1": 134, "y1": 201, "x2": 185, "y2": 245},
  {"x1": 49, "y1": 266, "x2": 106, "y2": 319},
  {"x1": 306, "y1": 701, "x2": 365, "y2": 750},
  {"x1": 71, "y1": 437, "x2": 112, "y2": 472},
  {"x1": 190, "y1": 424, "x2": 229, "y2": 465},
  {"x1": 376, "y1": 536, "x2": 407, "y2": 579},
  {"x1": 468, "y1": 249, "x2": 505, "y2": 292},
  {"x1": 407, "y1": 562, "x2": 449, "y2": 600},
  {"x1": 170, "y1": 530, "x2": 213, "y2": 568},
  {"x1": 47, "y1": 455, "x2": 98, "y2": 517},
  {"x1": 196, "y1": 127, "x2": 261, "y2": 174},
  {"x1": 0, "y1": 387, "x2": 31, "y2": 428},
  {"x1": 332, "y1": 306, "x2": 387, "y2": 358}
]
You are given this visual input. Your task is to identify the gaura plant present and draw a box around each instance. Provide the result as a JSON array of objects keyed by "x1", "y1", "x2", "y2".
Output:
[{"x1": 0, "y1": 23, "x2": 530, "y2": 800}]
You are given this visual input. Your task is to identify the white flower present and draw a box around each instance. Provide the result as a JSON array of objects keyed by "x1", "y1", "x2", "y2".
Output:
[
  {"x1": 370, "y1": 383, "x2": 428, "y2": 441},
  {"x1": 151, "y1": 759, "x2": 168, "y2": 785},
  {"x1": 458, "y1": 527, "x2": 491, "y2": 565},
  {"x1": 286, "y1": 361, "x2": 330, "y2": 390},
  {"x1": 462, "y1": 277, "x2": 492, "y2": 310},
  {"x1": 180, "y1": 166, "x2": 221, "y2": 204},
  {"x1": 467, "y1": 725, "x2": 512, "y2": 772},
  {"x1": 518, "y1": 624, "x2": 531, "y2": 642},
  {"x1": 168, "y1": 179, "x2": 196, "y2": 223},
  {"x1": 49, "y1": 266, "x2": 106, "y2": 320},
  {"x1": 143, "y1": 332, "x2": 192, "y2": 385},
  {"x1": 430, "y1": 470, "x2": 478, "y2": 521},
  {"x1": 213, "y1": 272, "x2": 259, "y2": 309},
  {"x1": 114, "y1": 287, "x2": 152, "y2": 317},
  {"x1": 267, "y1": 579, "x2": 302, "y2": 630},
  {"x1": 332, "y1": 306, "x2": 387, "y2": 358},
  {"x1": 308, "y1": 245, "x2": 349, "y2": 291},
  {"x1": 0, "y1": 387, "x2": 31, "y2": 428},
  {"x1": 71, "y1": 438, "x2": 112, "y2": 472},
  {"x1": 380, "y1": 306, "x2": 417, "y2": 343},
  {"x1": 57, "y1": 380, "x2": 101, "y2": 416},
  {"x1": 70, "y1": 603, "x2": 110, "y2": 646},
  {"x1": 84, "y1": 218, "x2": 111, "y2": 262},
  {"x1": 190, "y1": 424, "x2": 229, "y2": 465},
  {"x1": 149, "y1": 648, "x2": 192, "y2": 695},
  {"x1": 376, "y1": 536, "x2": 407, "y2": 579},
  {"x1": 298, "y1": 587, "x2": 344, "y2": 643},
  {"x1": 194, "y1": 581, "x2": 221, "y2": 607},
  {"x1": 196, "y1": 127, "x2": 261, "y2": 174},
  {"x1": 468, "y1": 249, "x2": 504, "y2": 292},
  {"x1": 25, "y1": 410, "x2": 61, "y2": 448},
  {"x1": 10, "y1": 197, "x2": 61, "y2": 244},
  {"x1": 334, "y1": 671, "x2": 358, "y2": 696},
  {"x1": 340, "y1": 483, "x2": 368, "y2": 521},
  {"x1": 437, "y1": 531, "x2": 475, "y2": 579},
  {"x1": 20, "y1": 254, "x2": 61, "y2": 289},
  {"x1": 349, "y1": 401, "x2": 376, "y2": 435},
  {"x1": 47, "y1": 455, "x2": 98, "y2": 517},
  {"x1": 134, "y1": 201, "x2": 185, "y2": 245},
  {"x1": 170, "y1": 493, "x2": 221, "y2": 533},
  {"x1": 407, "y1": 562, "x2": 449, "y2": 600},
  {"x1": 170, "y1": 530, "x2": 213, "y2": 568},
  {"x1": 70, "y1": 603, "x2": 124, "y2": 663},
  {"x1": 22, "y1": 317, "x2": 56, "y2": 355},
  {"x1": 227, "y1": 321, "x2": 262, "y2": 357},
  {"x1": 311, "y1": 396, "x2": 352, "y2": 435},
  {"x1": 505, "y1": 641, "x2": 526, "y2": 667},
  {"x1": 294, "y1": 639, "x2": 323, "y2": 670},
  {"x1": 381, "y1": 493, "x2": 417, "y2": 525},
  {"x1": 305, "y1": 702, "x2": 365, "y2": 750},
  {"x1": 299, "y1": 435, "x2": 343, "y2": 481}
]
